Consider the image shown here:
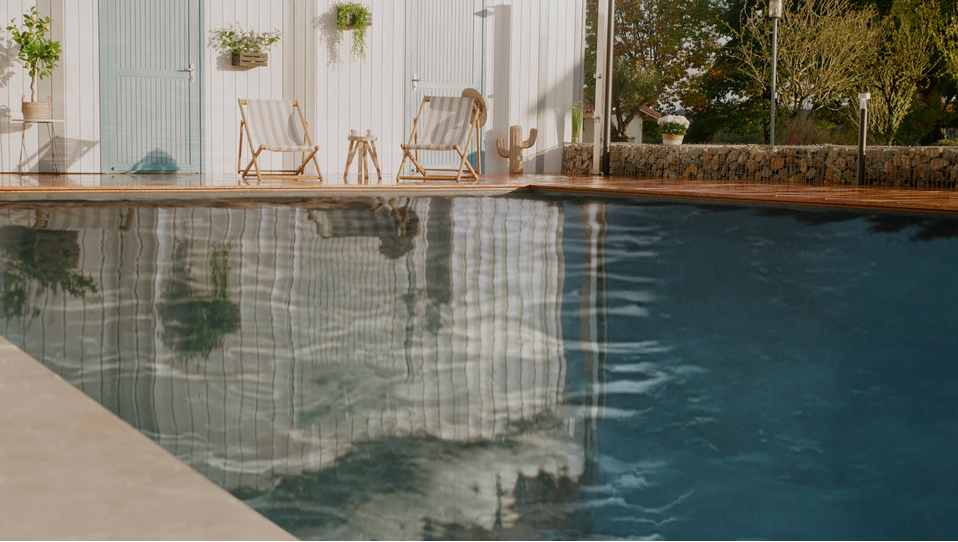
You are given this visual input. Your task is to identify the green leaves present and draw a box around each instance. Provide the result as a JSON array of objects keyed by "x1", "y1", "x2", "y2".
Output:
[
  {"x1": 210, "y1": 24, "x2": 281, "y2": 54},
  {"x1": 6, "y1": 7, "x2": 61, "y2": 101},
  {"x1": 335, "y1": 3, "x2": 371, "y2": 60}
]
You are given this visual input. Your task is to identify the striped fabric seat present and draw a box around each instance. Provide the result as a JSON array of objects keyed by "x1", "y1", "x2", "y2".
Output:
[
  {"x1": 405, "y1": 97, "x2": 476, "y2": 150},
  {"x1": 245, "y1": 99, "x2": 315, "y2": 152},
  {"x1": 237, "y1": 98, "x2": 323, "y2": 183}
]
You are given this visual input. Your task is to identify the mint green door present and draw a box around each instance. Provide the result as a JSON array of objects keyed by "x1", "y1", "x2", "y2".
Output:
[{"x1": 99, "y1": 0, "x2": 202, "y2": 173}]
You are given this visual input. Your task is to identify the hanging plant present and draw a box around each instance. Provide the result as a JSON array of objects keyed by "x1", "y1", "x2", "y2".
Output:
[{"x1": 335, "y1": 2, "x2": 371, "y2": 60}]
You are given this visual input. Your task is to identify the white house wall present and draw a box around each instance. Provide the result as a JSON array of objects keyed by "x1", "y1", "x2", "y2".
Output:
[{"x1": 1, "y1": 0, "x2": 583, "y2": 175}]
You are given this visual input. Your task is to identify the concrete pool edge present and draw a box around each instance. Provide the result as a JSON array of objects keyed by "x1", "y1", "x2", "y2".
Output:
[{"x1": 0, "y1": 336, "x2": 295, "y2": 541}]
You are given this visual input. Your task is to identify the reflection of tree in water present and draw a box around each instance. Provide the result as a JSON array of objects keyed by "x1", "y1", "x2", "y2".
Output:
[
  {"x1": 241, "y1": 434, "x2": 584, "y2": 541},
  {"x1": 159, "y1": 241, "x2": 240, "y2": 359},
  {"x1": 0, "y1": 225, "x2": 97, "y2": 318},
  {"x1": 424, "y1": 471, "x2": 582, "y2": 541}
]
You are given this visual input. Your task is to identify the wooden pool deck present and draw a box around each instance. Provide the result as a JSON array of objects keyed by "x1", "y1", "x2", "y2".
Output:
[{"x1": 2, "y1": 172, "x2": 958, "y2": 213}]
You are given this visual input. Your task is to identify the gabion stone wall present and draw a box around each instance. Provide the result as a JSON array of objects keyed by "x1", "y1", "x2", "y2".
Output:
[{"x1": 562, "y1": 143, "x2": 958, "y2": 188}]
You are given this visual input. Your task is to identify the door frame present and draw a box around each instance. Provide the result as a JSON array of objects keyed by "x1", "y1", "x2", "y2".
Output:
[{"x1": 98, "y1": 0, "x2": 203, "y2": 173}]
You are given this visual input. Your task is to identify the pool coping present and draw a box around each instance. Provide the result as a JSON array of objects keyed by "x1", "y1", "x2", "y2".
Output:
[
  {"x1": 0, "y1": 336, "x2": 295, "y2": 541},
  {"x1": 3, "y1": 173, "x2": 958, "y2": 214}
]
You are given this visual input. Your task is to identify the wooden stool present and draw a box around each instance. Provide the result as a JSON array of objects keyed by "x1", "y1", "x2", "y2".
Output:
[{"x1": 344, "y1": 134, "x2": 382, "y2": 184}]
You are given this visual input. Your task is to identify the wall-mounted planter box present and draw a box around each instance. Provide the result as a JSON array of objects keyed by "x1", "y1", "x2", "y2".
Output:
[
  {"x1": 232, "y1": 52, "x2": 268, "y2": 67},
  {"x1": 342, "y1": 13, "x2": 372, "y2": 28}
]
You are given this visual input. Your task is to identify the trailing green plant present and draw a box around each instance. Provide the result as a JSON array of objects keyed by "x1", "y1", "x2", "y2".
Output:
[
  {"x1": 6, "y1": 7, "x2": 61, "y2": 102},
  {"x1": 572, "y1": 102, "x2": 584, "y2": 141},
  {"x1": 210, "y1": 23, "x2": 281, "y2": 54},
  {"x1": 335, "y1": 2, "x2": 371, "y2": 60}
]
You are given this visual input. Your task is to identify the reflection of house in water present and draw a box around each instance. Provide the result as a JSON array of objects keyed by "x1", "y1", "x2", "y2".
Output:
[{"x1": 0, "y1": 198, "x2": 581, "y2": 535}]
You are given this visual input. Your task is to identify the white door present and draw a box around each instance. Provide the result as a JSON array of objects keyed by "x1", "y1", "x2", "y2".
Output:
[{"x1": 404, "y1": 0, "x2": 486, "y2": 171}]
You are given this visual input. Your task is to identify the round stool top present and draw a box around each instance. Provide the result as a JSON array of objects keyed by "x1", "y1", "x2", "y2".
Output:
[{"x1": 348, "y1": 134, "x2": 377, "y2": 142}]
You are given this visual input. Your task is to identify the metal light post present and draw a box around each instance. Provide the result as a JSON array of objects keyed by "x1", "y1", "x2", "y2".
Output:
[
  {"x1": 592, "y1": 0, "x2": 615, "y2": 175},
  {"x1": 769, "y1": 0, "x2": 782, "y2": 146},
  {"x1": 857, "y1": 92, "x2": 870, "y2": 185}
]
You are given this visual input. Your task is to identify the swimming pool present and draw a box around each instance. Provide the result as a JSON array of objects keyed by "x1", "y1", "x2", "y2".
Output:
[{"x1": 1, "y1": 195, "x2": 956, "y2": 539}]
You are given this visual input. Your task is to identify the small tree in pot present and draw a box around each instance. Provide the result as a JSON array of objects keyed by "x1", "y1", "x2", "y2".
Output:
[{"x1": 6, "y1": 7, "x2": 61, "y2": 120}]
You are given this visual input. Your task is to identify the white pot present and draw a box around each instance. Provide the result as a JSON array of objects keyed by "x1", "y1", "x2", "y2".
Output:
[{"x1": 662, "y1": 133, "x2": 684, "y2": 146}]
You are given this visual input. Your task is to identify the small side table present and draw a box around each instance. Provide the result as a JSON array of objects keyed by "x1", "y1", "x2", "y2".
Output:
[
  {"x1": 12, "y1": 118, "x2": 64, "y2": 175},
  {"x1": 344, "y1": 134, "x2": 382, "y2": 184}
]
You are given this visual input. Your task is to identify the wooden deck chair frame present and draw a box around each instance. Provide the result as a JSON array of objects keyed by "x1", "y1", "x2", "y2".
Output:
[
  {"x1": 237, "y1": 99, "x2": 324, "y2": 183},
  {"x1": 397, "y1": 89, "x2": 488, "y2": 184}
]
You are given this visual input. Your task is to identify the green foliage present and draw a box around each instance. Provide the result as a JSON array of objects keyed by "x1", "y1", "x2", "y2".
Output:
[
  {"x1": 610, "y1": 56, "x2": 665, "y2": 138},
  {"x1": 660, "y1": 122, "x2": 688, "y2": 135},
  {"x1": 0, "y1": 226, "x2": 97, "y2": 319},
  {"x1": 6, "y1": 7, "x2": 61, "y2": 102},
  {"x1": 335, "y1": 3, "x2": 370, "y2": 60},
  {"x1": 210, "y1": 24, "x2": 281, "y2": 54},
  {"x1": 159, "y1": 242, "x2": 240, "y2": 360},
  {"x1": 863, "y1": 0, "x2": 938, "y2": 144},
  {"x1": 936, "y1": 6, "x2": 958, "y2": 86},
  {"x1": 572, "y1": 102, "x2": 584, "y2": 140},
  {"x1": 584, "y1": 0, "x2": 721, "y2": 110}
]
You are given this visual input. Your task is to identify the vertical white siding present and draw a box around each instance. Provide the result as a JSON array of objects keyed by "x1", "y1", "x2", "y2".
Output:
[
  {"x1": 1, "y1": 0, "x2": 583, "y2": 175},
  {"x1": 1, "y1": 0, "x2": 98, "y2": 174}
]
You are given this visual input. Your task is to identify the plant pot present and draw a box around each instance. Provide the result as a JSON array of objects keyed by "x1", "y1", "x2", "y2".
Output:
[
  {"x1": 342, "y1": 12, "x2": 373, "y2": 28},
  {"x1": 232, "y1": 52, "x2": 268, "y2": 67},
  {"x1": 662, "y1": 133, "x2": 684, "y2": 145},
  {"x1": 22, "y1": 100, "x2": 51, "y2": 120},
  {"x1": 571, "y1": 136, "x2": 580, "y2": 144}
]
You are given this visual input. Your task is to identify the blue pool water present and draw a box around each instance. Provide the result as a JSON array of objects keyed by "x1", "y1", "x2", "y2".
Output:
[{"x1": 1, "y1": 195, "x2": 956, "y2": 540}]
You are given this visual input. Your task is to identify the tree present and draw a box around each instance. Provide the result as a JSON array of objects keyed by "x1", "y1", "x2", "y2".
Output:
[
  {"x1": 610, "y1": 56, "x2": 664, "y2": 138},
  {"x1": 865, "y1": 0, "x2": 939, "y2": 144},
  {"x1": 584, "y1": 0, "x2": 721, "y2": 135},
  {"x1": 937, "y1": 6, "x2": 958, "y2": 85},
  {"x1": 729, "y1": 0, "x2": 882, "y2": 121}
]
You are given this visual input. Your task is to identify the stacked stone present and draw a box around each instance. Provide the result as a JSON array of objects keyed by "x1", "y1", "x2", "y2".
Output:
[
  {"x1": 562, "y1": 143, "x2": 958, "y2": 188},
  {"x1": 562, "y1": 143, "x2": 594, "y2": 176}
]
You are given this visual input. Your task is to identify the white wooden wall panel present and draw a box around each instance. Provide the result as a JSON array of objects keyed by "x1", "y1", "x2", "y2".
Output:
[{"x1": 3, "y1": 0, "x2": 584, "y2": 175}]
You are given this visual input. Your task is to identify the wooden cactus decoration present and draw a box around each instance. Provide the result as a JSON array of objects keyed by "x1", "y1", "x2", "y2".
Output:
[{"x1": 496, "y1": 125, "x2": 537, "y2": 173}]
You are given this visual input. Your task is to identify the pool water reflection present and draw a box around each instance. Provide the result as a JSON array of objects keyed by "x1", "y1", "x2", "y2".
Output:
[{"x1": 1, "y1": 196, "x2": 957, "y2": 540}]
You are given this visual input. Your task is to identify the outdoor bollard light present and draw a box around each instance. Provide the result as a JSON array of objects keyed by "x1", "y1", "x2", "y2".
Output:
[
  {"x1": 858, "y1": 92, "x2": 870, "y2": 186},
  {"x1": 769, "y1": 0, "x2": 782, "y2": 146}
]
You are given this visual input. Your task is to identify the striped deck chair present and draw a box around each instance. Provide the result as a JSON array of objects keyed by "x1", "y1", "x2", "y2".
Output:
[
  {"x1": 397, "y1": 93, "x2": 485, "y2": 184},
  {"x1": 238, "y1": 99, "x2": 323, "y2": 183}
]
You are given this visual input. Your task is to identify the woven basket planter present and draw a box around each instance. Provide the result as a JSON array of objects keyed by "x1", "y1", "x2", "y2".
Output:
[
  {"x1": 22, "y1": 100, "x2": 51, "y2": 120},
  {"x1": 232, "y1": 52, "x2": 268, "y2": 67}
]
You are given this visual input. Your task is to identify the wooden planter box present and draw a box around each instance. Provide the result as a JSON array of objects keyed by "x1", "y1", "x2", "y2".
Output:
[
  {"x1": 341, "y1": 12, "x2": 373, "y2": 28},
  {"x1": 232, "y1": 52, "x2": 268, "y2": 67}
]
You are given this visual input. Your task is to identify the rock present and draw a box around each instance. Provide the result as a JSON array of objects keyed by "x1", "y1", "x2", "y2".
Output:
[{"x1": 930, "y1": 158, "x2": 948, "y2": 171}]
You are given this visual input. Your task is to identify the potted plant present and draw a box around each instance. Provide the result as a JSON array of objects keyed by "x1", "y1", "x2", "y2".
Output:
[
  {"x1": 211, "y1": 24, "x2": 281, "y2": 67},
  {"x1": 6, "y1": 7, "x2": 61, "y2": 120},
  {"x1": 335, "y1": 3, "x2": 372, "y2": 60},
  {"x1": 657, "y1": 114, "x2": 690, "y2": 145},
  {"x1": 571, "y1": 102, "x2": 584, "y2": 143}
]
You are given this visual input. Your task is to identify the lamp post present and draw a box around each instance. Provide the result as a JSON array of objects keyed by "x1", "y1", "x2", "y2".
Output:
[
  {"x1": 857, "y1": 92, "x2": 870, "y2": 185},
  {"x1": 592, "y1": 0, "x2": 615, "y2": 175},
  {"x1": 769, "y1": 0, "x2": 782, "y2": 146}
]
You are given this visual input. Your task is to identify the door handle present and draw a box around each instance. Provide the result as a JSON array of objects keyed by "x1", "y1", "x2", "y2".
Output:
[{"x1": 186, "y1": 63, "x2": 195, "y2": 83}]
